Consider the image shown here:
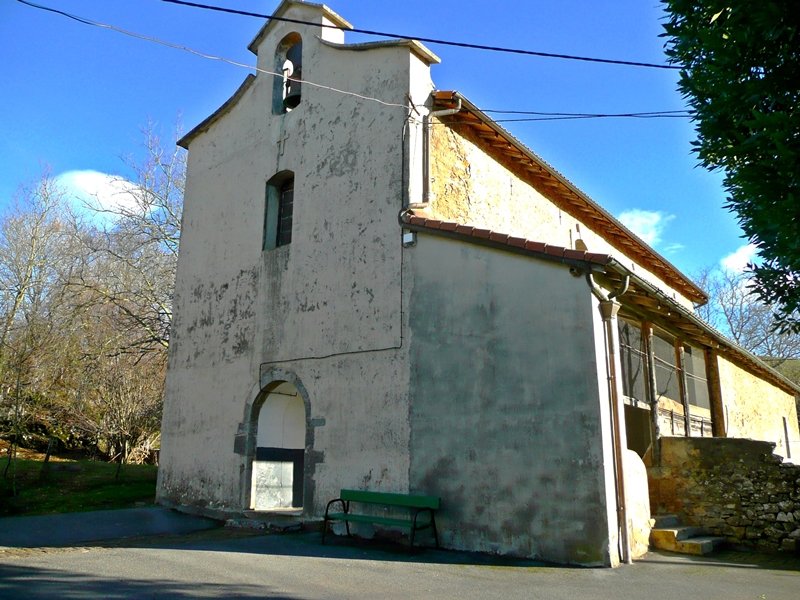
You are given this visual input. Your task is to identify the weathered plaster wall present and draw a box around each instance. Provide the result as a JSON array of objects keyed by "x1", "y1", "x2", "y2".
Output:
[
  {"x1": 717, "y1": 355, "x2": 800, "y2": 460},
  {"x1": 649, "y1": 437, "x2": 800, "y2": 552},
  {"x1": 251, "y1": 356, "x2": 412, "y2": 516},
  {"x1": 158, "y1": 7, "x2": 433, "y2": 512},
  {"x1": 623, "y1": 449, "x2": 653, "y2": 558},
  {"x1": 406, "y1": 234, "x2": 616, "y2": 566},
  {"x1": 428, "y1": 125, "x2": 695, "y2": 310}
]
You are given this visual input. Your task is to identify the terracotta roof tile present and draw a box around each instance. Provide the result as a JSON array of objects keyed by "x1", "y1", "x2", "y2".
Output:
[
  {"x1": 523, "y1": 240, "x2": 547, "y2": 253},
  {"x1": 563, "y1": 248, "x2": 588, "y2": 261},
  {"x1": 585, "y1": 251, "x2": 614, "y2": 264},
  {"x1": 507, "y1": 236, "x2": 527, "y2": 248},
  {"x1": 454, "y1": 224, "x2": 474, "y2": 236},
  {"x1": 544, "y1": 245, "x2": 566, "y2": 258},
  {"x1": 400, "y1": 209, "x2": 613, "y2": 267}
]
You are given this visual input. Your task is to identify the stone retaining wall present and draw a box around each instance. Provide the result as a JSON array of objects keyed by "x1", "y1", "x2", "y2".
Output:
[{"x1": 648, "y1": 437, "x2": 800, "y2": 552}]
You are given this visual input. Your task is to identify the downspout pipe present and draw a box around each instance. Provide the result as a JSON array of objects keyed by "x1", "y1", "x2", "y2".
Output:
[
  {"x1": 587, "y1": 273, "x2": 633, "y2": 565},
  {"x1": 421, "y1": 96, "x2": 462, "y2": 204}
]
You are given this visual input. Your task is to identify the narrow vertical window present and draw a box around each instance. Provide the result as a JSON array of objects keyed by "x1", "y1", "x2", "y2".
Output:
[
  {"x1": 264, "y1": 171, "x2": 294, "y2": 251},
  {"x1": 276, "y1": 178, "x2": 293, "y2": 247}
]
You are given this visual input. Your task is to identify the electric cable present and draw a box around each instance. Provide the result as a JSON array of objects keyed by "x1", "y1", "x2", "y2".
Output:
[
  {"x1": 482, "y1": 109, "x2": 691, "y2": 117},
  {"x1": 442, "y1": 113, "x2": 691, "y2": 124},
  {"x1": 15, "y1": 0, "x2": 691, "y2": 123},
  {"x1": 15, "y1": 0, "x2": 413, "y2": 112},
  {"x1": 161, "y1": 0, "x2": 680, "y2": 70}
]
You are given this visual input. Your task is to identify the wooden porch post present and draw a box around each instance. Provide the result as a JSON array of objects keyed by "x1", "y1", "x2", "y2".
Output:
[
  {"x1": 704, "y1": 347, "x2": 726, "y2": 437},
  {"x1": 643, "y1": 322, "x2": 661, "y2": 464},
  {"x1": 675, "y1": 344, "x2": 691, "y2": 437}
]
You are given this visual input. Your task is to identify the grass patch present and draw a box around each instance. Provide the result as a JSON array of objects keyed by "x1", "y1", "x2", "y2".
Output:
[{"x1": 0, "y1": 456, "x2": 157, "y2": 517}]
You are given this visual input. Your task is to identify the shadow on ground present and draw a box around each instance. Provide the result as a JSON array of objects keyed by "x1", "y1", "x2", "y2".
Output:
[
  {"x1": 637, "y1": 547, "x2": 800, "y2": 572},
  {"x1": 0, "y1": 562, "x2": 291, "y2": 600},
  {"x1": 108, "y1": 527, "x2": 552, "y2": 568}
]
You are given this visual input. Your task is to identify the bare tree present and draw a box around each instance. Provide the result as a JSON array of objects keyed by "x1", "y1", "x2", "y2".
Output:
[
  {"x1": 58, "y1": 123, "x2": 184, "y2": 462},
  {"x1": 0, "y1": 173, "x2": 75, "y2": 482},
  {"x1": 73, "y1": 124, "x2": 184, "y2": 354},
  {"x1": 0, "y1": 124, "x2": 184, "y2": 470},
  {"x1": 695, "y1": 266, "x2": 800, "y2": 365}
]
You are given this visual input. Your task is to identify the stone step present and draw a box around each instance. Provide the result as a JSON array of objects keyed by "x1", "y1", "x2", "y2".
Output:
[
  {"x1": 649, "y1": 513, "x2": 727, "y2": 556},
  {"x1": 652, "y1": 514, "x2": 681, "y2": 529},
  {"x1": 671, "y1": 536, "x2": 727, "y2": 556},
  {"x1": 650, "y1": 525, "x2": 708, "y2": 547}
]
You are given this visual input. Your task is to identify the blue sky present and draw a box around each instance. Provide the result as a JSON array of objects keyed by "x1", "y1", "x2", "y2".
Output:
[{"x1": 1, "y1": 0, "x2": 754, "y2": 275}]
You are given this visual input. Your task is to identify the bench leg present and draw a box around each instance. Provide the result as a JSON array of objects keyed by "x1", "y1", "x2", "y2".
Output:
[
  {"x1": 321, "y1": 518, "x2": 328, "y2": 544},
  {"x1": 431, "y1": 516, "x2": 439, "y2": 548}
]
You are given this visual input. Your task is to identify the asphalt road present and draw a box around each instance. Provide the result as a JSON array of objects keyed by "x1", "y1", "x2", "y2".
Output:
[
  {"x1": 1, "y1": 509, "x2": 799, "y2": 599},
  {"x1": 0, "y1": 507, "x2": 218, "y2": 547}
]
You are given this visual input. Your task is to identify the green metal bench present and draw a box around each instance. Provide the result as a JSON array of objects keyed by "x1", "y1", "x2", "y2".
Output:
[{"x1": 322, "y1": 489, "x2": 440, "y2": 548}]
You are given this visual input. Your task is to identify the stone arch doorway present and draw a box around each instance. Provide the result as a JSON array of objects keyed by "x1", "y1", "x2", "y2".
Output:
[{"x1": 250, "y1": 381, "x2": 306, "y2": 510}]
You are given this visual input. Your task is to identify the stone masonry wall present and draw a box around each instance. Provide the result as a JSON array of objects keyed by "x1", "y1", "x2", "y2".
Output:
[{"x1": 648, "y1": 437, "x2": 800, "y2": 553}]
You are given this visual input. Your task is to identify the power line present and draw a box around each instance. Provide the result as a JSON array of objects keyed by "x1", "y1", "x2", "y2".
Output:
[
  {"x1": 457, "y1": 113, "x2": 692, "y2": 124},
  {"x1": 472, "y1": 108, "x2": 693, "y2": 122},
  {"x1": 15, "y1": 0, "x2": 690, "y2": 123},
  {"x1": 482, "y1": 109, "x2": 690, "y2": 117},
  {"x1": 437, "y1": 113, "x2": 691, "y2": 126},
  {"x1": 161, "y1": 0, "x2": 680, "y2": 70},
  {"x1": 15, "y1": 0, "x2": 412, "y2": 112}
]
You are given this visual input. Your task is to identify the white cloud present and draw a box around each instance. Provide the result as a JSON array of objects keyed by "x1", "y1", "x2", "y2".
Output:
[
  {"x1": 721, "y1": 243, "x2": 759, "y2": 272},
  {"x1": 618, "y1": 209, "x2": 675, "y2": 247},
  {"x1": 662, "y1": 242, "x2": 686, "y2": 255},
  {"x1": 55, "y1": 169, "x2": 140, "y2": 217}
]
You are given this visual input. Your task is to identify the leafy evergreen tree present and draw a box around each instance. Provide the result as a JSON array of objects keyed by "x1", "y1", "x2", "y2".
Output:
[{"x1": 663, "y1": 1, "x2": 800, "y2": 331}]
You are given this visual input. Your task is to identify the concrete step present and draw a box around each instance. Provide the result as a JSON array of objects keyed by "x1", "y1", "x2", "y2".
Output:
[
  {"x1": 228, "y1": 510, "x2": 305, "y2": 533},
  {"x1": 242, "y1": 509, "x2": 302, "y2": 522}
]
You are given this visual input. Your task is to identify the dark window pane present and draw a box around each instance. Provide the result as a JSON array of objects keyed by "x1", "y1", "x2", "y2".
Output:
[
  {"x1": 653, "y1": 331, "x2": 681, "y2": 403},
  {"x1": 276, "y1": 180, "x2": 293, "y2": 247},
  {"x1": 619, "y1": 320, "x2": 647, "y2": 404},
  {"x1": 684, "y1": 344, "x2": 710, "y2": 409}
]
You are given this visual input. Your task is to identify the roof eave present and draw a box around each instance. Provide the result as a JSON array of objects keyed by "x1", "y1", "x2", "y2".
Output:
[
  {"x1": 401, "y1": 208, "x2": 798, "y2": 396},
  {"x1": 430, "y1": 90, "x2": 708, "y2": 306},
  {"x1": 603, "y1": 263, "x2": 800, "y2": 396},
  {"x1": 178, "y1": 74, "x2": 256, "y2": 149}
]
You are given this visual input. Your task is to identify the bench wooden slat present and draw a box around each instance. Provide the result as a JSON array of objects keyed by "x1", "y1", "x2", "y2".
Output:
[
  {"x1": 339, "y1": 489, "x2": 440, "y2": 509},
  {"x1": 325, "y1": 512, "x2": 432, "y2": 528}
]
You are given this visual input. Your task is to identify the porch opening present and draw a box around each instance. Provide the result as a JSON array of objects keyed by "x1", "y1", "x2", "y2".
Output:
[{"x1": 251, "y1": 381, "x2": 306, "y2": 510}]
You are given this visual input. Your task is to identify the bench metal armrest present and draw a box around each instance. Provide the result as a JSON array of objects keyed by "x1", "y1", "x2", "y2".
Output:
[
  {"x1": 411, "y1": 507, "x2": 433, "y2": 528},
  {"x1": 324, "y1": 498, "x2": 348, "y2": 518}
]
